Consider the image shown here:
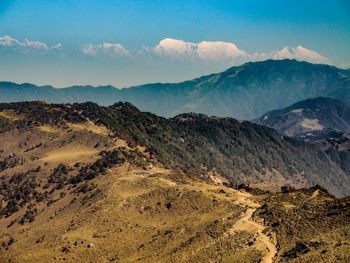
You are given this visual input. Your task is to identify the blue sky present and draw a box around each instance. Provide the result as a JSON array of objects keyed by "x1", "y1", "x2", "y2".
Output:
[{"x1": 0, "y1": 0, "x2": 349, "y2": 87}]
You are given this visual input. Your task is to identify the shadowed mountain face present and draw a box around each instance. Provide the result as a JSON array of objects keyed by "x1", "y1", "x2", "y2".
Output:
[
  {"x1": 0, "y1": 101, "x2": 349, "y2": 196},
  {"x1": 1, "y1": 59, "x2": 350, "y2": 119},
  {"x1": 255, "y1": 97, "x2": 350, "y2": 141}
]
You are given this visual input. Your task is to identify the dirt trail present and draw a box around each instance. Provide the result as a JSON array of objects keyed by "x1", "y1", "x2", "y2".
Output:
[
  {"x1": 232, "y1": 192, "x2": 277, "y2": 263},
  {"x1": 192, "y1": 190, "x2": 277, "y2": 262}
]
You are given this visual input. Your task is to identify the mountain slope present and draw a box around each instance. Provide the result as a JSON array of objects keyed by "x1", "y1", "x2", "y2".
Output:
[
  {"x1": 1, "y1": 59, "x2": 350, "y2": 119},
  {"x1": 0, "y1": 101, "x2": 349, "y2": 196},
  {"x1": 1, "y1": 102, "x2": 350, "y2": 262},
  {"x1": 0, "y1": 106, "x2": 263, "y2": 262},
  {"x1": 255, "y1": 97, "x2": 350, "y2": 141}
]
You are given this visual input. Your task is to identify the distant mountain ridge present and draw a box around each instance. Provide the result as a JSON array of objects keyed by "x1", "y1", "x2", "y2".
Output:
[
  {"x1": 1, "y1": 59, "x2": 350, "y2": 119},
  {"x1": 255, "y1": 97, "x2": 350, "y2": 141}
]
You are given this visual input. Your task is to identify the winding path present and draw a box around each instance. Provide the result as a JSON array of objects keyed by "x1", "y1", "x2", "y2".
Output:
[
  {"x1": 193, "y1": 190, "x2": 277, "y2": 262},
  {"x1": 232, "y1": 192, "x2": 277, "y2": 263}
]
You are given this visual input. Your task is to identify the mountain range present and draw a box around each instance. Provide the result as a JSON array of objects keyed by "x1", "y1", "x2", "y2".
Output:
[{"x1": 1, "y1": 59, "x2": 350, "y2": 120}]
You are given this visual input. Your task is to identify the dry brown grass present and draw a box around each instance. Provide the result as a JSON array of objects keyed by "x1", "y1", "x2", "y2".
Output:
[
  {"x1": 37, "y1": 125, "x2": 60, "y2": 133},
  {"x1": 0, "y1": 121, "x2": 265, "y2": 262},
  {"x1": 1, "y1": 166, "x2": 265, "y2": 263},
  {"x1": 41, "y1": 145, "x2": 99, "y2": 164},
  {"x1": 0, "y1": 110, "x2": 24, "y2": 121},
  {"x1": 67, "y1": 122, "x2": 109, "y2": 135}
]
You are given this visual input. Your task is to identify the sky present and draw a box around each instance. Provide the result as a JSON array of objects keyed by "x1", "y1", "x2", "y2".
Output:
[{"x1": 0, "y1": 0, "x2": 349, "y2": 88}]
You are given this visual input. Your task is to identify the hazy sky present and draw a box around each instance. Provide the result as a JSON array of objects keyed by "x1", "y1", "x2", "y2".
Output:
[{"x1": 0, "y1": 0, "x2": 349, "y2": 88}]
